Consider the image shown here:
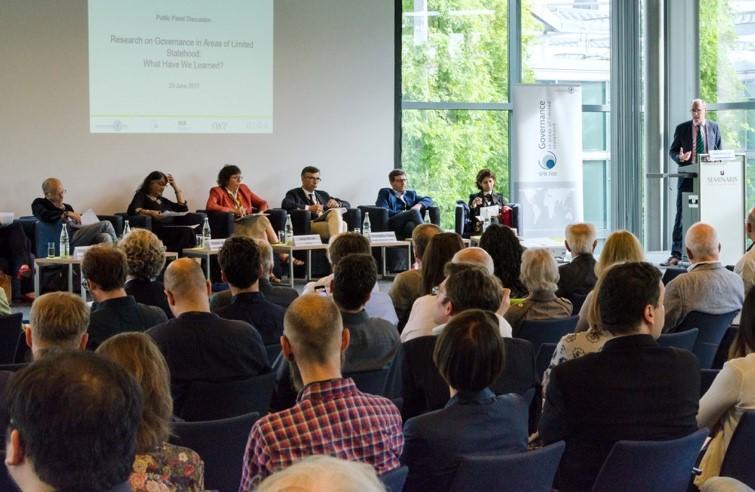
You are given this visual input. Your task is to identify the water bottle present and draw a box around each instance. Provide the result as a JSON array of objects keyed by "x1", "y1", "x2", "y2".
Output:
[
  {"x1": 284, "y1": 214, "x2": 293, "y2": 245},
  {"x1": 423, "y1": 210, "x2": 430, "y2": 224},
  {"x1": 362, "y1": 212, "x2": 371, "y2": 237},
  {"x1": 59, "y1": 224, "x2": 70, "y2": 258},
  {"x1": 202, "y1": 217, "x2": 211, "y2": 248},
  {"x1": 121, "y1": 220, "x2": 131, "y2": 238}
]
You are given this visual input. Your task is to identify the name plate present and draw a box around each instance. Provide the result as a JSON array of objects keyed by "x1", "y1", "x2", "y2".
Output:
[
  {"x1": 207, "y1": 238, "x2": 226, "y2": 250},
  {"x1": 73, "y1": 246, "x2": 93, "y2": 260},
  {"x1": 708, "y1": 150, "x2": 735, "y2": 161},
  {"x1": 293, "y1": 235, "x2": 323, "y2": 246},
  {"x1": 369, "y1": 231, "x2": 397, "y2": 243}
]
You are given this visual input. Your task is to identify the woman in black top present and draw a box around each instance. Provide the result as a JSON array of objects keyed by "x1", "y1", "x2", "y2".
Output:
[
  {"x1": 127, "y1": 171, "x2": 200, "y2": 253},
  {"x1": 468, "y1": 169, "x2": 508, "y2": 235}
]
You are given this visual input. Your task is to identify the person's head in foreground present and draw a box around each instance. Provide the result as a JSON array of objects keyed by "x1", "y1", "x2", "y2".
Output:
[
  {"x1": 332, "y1": 254, "x2": 377, "y2": 312},
  {"x1": 420, "y1": 232, "x2": 465, "y2": 295},
  {"x1": 594, "y1": 230, "x2": 644, "y2": 277},
  {"x1": 327, "y1": 232, "x2": 370, "y2": 267},
  {"x1": 519, "y1": 247, "x2": 560, "y2": 296},
  {"x1": 5, "y1": 351, "x2": 142, "y2": 492},
  {"x1": 218, "y1": 235, "x2": 262, "y2": 290},
  {"x1": 282, "y1": 294, "x2": 349, "y2": 391},
  {"x1": 118, "y1": 229, "x2": 166, "y2": 281},
  {"x1": 96, "y1": 332, "x2": 173, "y2": 454},
  {"x1": 82, "y1": 245, "x2": 129, "y2": 300},
  {"x1": 433, "y1": 263, "x2": 502, "y2": 325},
  {"x1": 564, "y1": 223, "x2": 597, "y2": 256},
  {"x1": 685, "y1": 222, "x2": 721, "y2": 264},
  {"x1": 256, "y1": 455, "x2": 386, "y2": 492},
  {"x1": 411, "y1": 223, "x2": 442, "y2": 265},
  {"x1": 597, "y1": 261, "x2": 665, "y2": 338},
  {"x1": 26, "y1": 291, "x2": 89, "y2": 360},
  {"x1": 433, "y1": 309, "x2": 505, "y2": 396},
  {"x1": 163, "y1": 258, "x2": 211, "y2": 316}
]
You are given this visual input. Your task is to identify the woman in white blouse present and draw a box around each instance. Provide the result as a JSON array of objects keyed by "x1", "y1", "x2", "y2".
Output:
[{"x1": 696, "y1": 288, "x2": 755, "y2": 487}]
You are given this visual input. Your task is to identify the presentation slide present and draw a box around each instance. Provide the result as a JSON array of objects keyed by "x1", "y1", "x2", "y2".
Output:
[{"x1": 88, "y1": 0, "x2": 273, "y2": 134}]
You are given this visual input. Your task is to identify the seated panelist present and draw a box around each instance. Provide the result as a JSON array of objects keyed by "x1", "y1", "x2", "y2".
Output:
[
  {"x1": 281, "y1": 166, "x2": 350, "y2": 240},
  {"x1": 32, "y1": 177, "x2": 116, "y2": 248},
  {"x1": 468, "y1": 169, "x2": 509, "y2": 235},
  {"x1": 375, "y1": 170, "x2": 433, "y2": 239},
  {"x1": 127, "y1": 171, "x2": 200, "y2": 253}
]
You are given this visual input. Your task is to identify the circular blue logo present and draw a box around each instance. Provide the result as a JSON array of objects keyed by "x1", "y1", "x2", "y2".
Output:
[{"x1": 539, "y1": 152, "x2": 557, "y2": 170}]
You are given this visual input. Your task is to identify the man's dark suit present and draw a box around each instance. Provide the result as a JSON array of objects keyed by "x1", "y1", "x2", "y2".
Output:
[
  {"x1": 668, "y1": 119, "x2": 722, "y2": 257},
  {"x1": 539, "y1": 334, "x2": 699, "y2": 492},
  {"x1": 210, "y1": 278, "x2": 298, "y2": 312},
  {"x1": 216, "y1": 291, "x2": 284, "y2": 346},
  {"x1": 555, "y1": 254, "x2": 597, "y2": 307},
  {"x1": 401, "y1": 389, "x2": 529, "y2": 492},
  {"x1": 147, "y1": 312, "x2": 270, "y2": 412},
  {"x1": 375, "y1": 188, "x2": 433, "y2": 239},
  {"x1": 281, "y1": 188, "x2": 350, "y2": 212},
  {"x1": 399, "y1": 336, "x2": 537, "y2": 420},
  {"x1": 88, "y1": 296, "x2": 168, "y2": 349},
  {"x1": 124, "y1": 278, "x2": 172, "y2": 319}
]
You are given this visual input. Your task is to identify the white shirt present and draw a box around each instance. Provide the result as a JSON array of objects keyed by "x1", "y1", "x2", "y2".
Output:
[
  {"x1": 400, "y1": 294, "x2": 436, "y2": 343},
  {"x1": 431, "y1": 313, "x2": 512, "y2": 338},
  {"x1": 302, "y1": 276, "x2": 397, "y2": 325}
]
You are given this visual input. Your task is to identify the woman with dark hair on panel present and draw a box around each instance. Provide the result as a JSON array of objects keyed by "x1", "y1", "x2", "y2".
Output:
[
  {"x1": 468, "y1": 169, "x2": 509, "y2": 235},
  {"x1": 479, "y1": 224, "x2": 527, "y2": 298},
  {"x1": 127, "y1": 171, "x2": 201, "y2": 253}
]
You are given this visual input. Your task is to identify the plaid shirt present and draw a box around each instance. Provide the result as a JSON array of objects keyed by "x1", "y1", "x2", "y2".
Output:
[{"x1": 238, "y1": 377, "x2": 403, "y2": 491}]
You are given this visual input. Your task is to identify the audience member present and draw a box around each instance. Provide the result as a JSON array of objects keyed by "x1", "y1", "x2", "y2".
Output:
[
  {"x1": 694, "y1": 287, "x2": 755, "y2": 487},
  {"x1": 735, "y1": 207, "x2": 755, "y2": 295},
  {"x1": 303, "y1": 232, "x2": 398, "y2": 325},
  {"x1": 256, "y1": 456, "x2": 386, "y2": 492},
  {"x1": 0, "y1": 288, "x2": 10, "y2": 316},
  {"x1": 127, "y1": 171, "x2": 201, "y2": 253},
  {"x1": 375, "y1": 170, "x2": 433, "y2": 239},
  {"x1": 24, "y1": 291, "x2": 89, "y2": 360},
  {"x1": 430, "y1": 262, "x2": 511, "y2": 337},
  {"x1": 119, "y1": 228, "x2": 172, "y2": 318},
  {"x1": 83, "y1": 245, "x2": 167, "y2": 348},
  {"x1": 389, "y1": 223, "x2": 442, "y2": 331},
  {"x1": 479, "y1": 224, "x2": 527, "y2": 297},
  {"x1": 504, "y1": 248, "x2": 572, "y2": 336},
  {"x1": 5, "y1": 351, "x2": 143, "y2": 492},
  {"x1": 97, "y1": 333, "x2": 204, "y2": 492},
  {"x1": 556, "y1": 223, "x2": 597, "y2": 305},
  {"x1": 450, "y1": 246, "x2": 495, "y2": 274},
  {"x1": 333, "y1": 254, "x2": 400, "y2": 372},
  {"x1": 210, "y1": 239, "x2": 298, "y2": 312},
  {"x1": 147, "y1": 258, "x2": 269, "y2": 412},
  {"x1": 281, "y1": 166, "x2": 349, "y2": 239},
  {"x1": 468, "y1": 168, "x2": 509, "y2": 235},
  {"x1": 664, "y1": 222, "x2": 744, "y2": 332},
  {"x1": 239, "y1": 295, "x2": 403, "y2": 489},
  {"x1": 401, "y1": 233, "x2": 464, "y2": 343},
  {"x1": 402, "y1": 310, "x2": 528, "y2": 492},
  {"x1": 0, "y1": 221, "x2": 33, "y2": 299},
  {"x1": 215, "y1": 236, "x2": 284, "y2": 345},
  {"x1": 540, "y1": 262, "x2": 699, "y2": 491},
  {"x1": 575, "y1": 229, "x2": 644, "y2": 332},
  {"x1": 32, "y1": 177, "x2": 116, "y2": 247}
]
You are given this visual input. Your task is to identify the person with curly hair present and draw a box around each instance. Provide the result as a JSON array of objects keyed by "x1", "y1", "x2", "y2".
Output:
[
  {"x1": 479, "y1": 224, "x2": 527, "y2": 298},
  {"x1": 120, "y1": 229, "x2": 171, "y2": 318}
]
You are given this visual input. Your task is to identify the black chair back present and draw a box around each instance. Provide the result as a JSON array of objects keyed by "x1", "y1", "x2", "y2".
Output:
[
  {"x1": 517, "y1": 316, "x2": 578, "y2": 356},
  {"x1": 535, "y1": 342, "x2": 558, "y2": 382},
  {"x1": 591, "y1": 428, "x2": 709, "y2": 492},
  {"x1": 700, "y1": 369, "x2": 720, "y2": 397},
  {"x1": 12, "y1": 331, "x2": 30, "y2": 364},
  {"x1": 568, "y1": 292, "x2": 589, "y2": 315},
  {"x1": 448, "y1": 441, "x2": 565, "y2": 492},
  {"x1": 720, "y1": 411, "x2": 755, "y2": 487},
  {"x1": 344, "y1": 366, "x2": 391, "y2": 396},
  {"x1": 656, "y1": 328, "x2": 698, "y2": 352},
  {"x1": 265, "y1": 343, "x2": 282, "y2": 362},
  {"x1": 170, "y1": 411, "x2": 260, "y2": 492},
  {"x1": 379, "y1": 466, "x2": 409, "y2": 492},
  {"x1": 0, "y1": 313, "x2": 22, "y2": 364},
  {"x1": 676, "y1": 310, "x2": 739, "y2": 369},
  {"x1": 178, "y1": 371, "x2": 275, "y2": 421}
]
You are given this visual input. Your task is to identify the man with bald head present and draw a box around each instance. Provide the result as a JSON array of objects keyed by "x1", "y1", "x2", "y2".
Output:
[
  {"x1": 239, "y1": 294, "x2": 403, "y2": 489},
  {"x1": 32, "y1": 177, "x2": 116, "y2": 248},
  {"x1": 663, "y1": 222, "x2": 744, "y2": 332},
  {"x1": 734, "y1": 207, "x2": 755, "y2": 295},
  {"x1": 146, "y1": 258, "x2": 269, "y2": 412}
]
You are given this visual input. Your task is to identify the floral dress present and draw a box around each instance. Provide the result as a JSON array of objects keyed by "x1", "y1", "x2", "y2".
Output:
[{"x1": 130, "y1": 442, "x2": 204, "y2": 492}]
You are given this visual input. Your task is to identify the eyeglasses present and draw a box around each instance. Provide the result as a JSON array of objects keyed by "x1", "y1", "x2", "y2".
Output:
[
  {"x1": 303, "y1": 175, "x2": 322, "y2": 182},
  {"x1": 431, "y1": 286, "x2": 441, "y2": 296},
  {"x1": 230, "y1": 175, "x2": 243, "y2": 181}
]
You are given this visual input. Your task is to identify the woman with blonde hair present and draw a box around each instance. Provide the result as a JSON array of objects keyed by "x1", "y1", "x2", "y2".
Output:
[
  {"x1": 120, "y1": 229, "x2": 171, "y2": 318},
  {"x1": 97, "y1": 332, "x2": 204, "y2": 491},
  {"x1": 542, "y1": 230, "x2": 644, "y2": 391}
]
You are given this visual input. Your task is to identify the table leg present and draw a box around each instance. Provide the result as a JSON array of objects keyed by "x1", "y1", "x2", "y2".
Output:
[
  {"x1": 205, "y1": 253, "x2": 211, "y2": 280},
  {"x1": 288, "y1": 248, "x2": 294, "y2": 288},
  {"x1": 306, "y1": 250, "x2": 312, "y2": 281},
  {"x1": 67, "y1": 264, "x2": 73, "y2": 292},
  {"x1": 34, "y1": 263, "x2": 40, "y2": 298},
  {"x1": 381, "y1": 246, "x2": 388, "y2": 278},
  {"x1": 80, "y1": 269, "x2": 87, "y2": 300}
]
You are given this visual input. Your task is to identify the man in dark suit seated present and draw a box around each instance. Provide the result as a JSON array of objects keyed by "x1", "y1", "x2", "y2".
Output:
[
  {"x1": 375, "y1": 170, "x2": 433, "y2": 239},
  {"x1": 83, "y1": 245, "x2": 167, "y2": 349},
  {"x1": 215, "y1": 236, "x2": 284, "y2": 346},
  {"x1": 401, "y1": 309, "x2": 529, "y2": 492},
  {"x1": 281, "y1": 166, "x2": 350, "y2": 240},
  {"x1": 147, "y1": 258, "x2": 270, "y2": 411},
  {"x1": 556, "y1": 222, "x2": 597, "y2": 306},
  {"x1": 540, "y1": 261, "x2": 699, "y2": 492}
]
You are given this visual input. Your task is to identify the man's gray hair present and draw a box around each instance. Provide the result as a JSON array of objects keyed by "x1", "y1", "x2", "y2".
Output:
[
  {"x1": 565, "y1": 223, "x2": 596, "y2": 255},
  {"x1": 256, "y1": 455, "x2": 385, "y2": 492},
  {"x1": 254, "y1": 239, "x2": 274, "y2": 274},
  {"x1": 520, "y1": 247, "x2": 560, "y2": 294},
  {"x1": 685, "y1": 222, "x2": 720, "y2": 260}
]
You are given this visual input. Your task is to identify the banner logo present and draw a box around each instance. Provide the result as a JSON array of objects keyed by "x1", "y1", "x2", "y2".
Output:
[{"x1": 539, "y1": 152, "x2": 557, "y2": 170}]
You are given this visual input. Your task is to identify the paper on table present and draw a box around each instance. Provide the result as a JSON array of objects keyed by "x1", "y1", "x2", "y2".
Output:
[
  {"x1": 80, "y1": 209, "x2": 100, "y2": 226},
  {"x1": 0, "y1": 212, "x2": 14, "y2": 226},
  {"x1": 478, "y1": 205, "x2": 500, "y2": 221},
  {"x1": 160, "y1": 211, "x2": 189, "y2": 217}
]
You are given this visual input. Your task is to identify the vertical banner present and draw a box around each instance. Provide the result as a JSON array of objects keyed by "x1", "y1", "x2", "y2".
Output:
[
  {"x1": 511, "y1": 84, "x2": 583, "y2": 237},
  {"x1": 699, "y1": 155, "x2": 746, "y2": 266}
]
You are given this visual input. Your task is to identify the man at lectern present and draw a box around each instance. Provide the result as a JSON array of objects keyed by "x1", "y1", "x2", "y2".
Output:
[{"x1": 664, "y1": 99, "x2": 722, "y2": 266}]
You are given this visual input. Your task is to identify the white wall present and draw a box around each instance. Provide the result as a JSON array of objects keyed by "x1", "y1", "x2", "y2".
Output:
[{"x1": 0, "y1": 0, "x2": 394, "y2": 217}]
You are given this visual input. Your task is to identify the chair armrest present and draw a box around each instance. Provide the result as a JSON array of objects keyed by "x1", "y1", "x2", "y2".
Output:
[
  {"x1": 116, "y1": 213, "x2": 152, "y2": 230},
  {"x1": 35, "y1": 220, "x2": 65, "y2": 257},
  {"x1": 454, "y1": 201, "x2": 468, "y2": 237},
  {"x1": 198, "y1": 210, "x2": 235, "y2": 239},
  {"x1": 267, "y1": 209, "x2": 287, "y2": 232},
  {"x1": 428, "y1": 206, "x2": 441, "y2": 226},
  {"x1": 97, "y1": 214, "x2": 124, "y2": 237},
  {"x1": 343, "y1": 208, "x2": 362, "y2": 232},
  {"x1": 290, "y1": 209, "x2": 312, "y2": 235},
  {"x1": 358, "y1": 206, "x2": 389, "y2": 232}
]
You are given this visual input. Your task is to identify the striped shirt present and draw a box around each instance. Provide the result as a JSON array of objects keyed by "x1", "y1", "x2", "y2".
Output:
[{"x1": 238, "y1": 377, "x2": 403, "y2": 491}]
